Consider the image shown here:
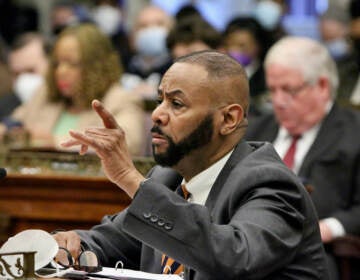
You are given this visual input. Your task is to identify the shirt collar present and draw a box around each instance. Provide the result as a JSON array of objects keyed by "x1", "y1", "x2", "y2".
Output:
[{"x1": 183, "y1": 150, "x2": 233, "y2": 205}]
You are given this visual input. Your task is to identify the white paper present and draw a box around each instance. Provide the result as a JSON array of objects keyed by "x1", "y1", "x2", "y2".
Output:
[{"x1": 92, "y1": 267, "x2": 183, "y2": 280}]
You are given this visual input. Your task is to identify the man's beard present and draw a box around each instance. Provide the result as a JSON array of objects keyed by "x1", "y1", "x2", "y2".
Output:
[{"x1": 151, "y1": 113, "x2": 214, "y2": 167}]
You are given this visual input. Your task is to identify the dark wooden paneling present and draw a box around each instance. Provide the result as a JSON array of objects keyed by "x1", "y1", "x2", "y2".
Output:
[{"x1": 0, "y1": 174, "x2": 132, "y2": 243}]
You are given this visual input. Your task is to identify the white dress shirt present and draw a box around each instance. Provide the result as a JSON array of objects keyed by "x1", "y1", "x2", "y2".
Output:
[
  {"x1": 350, "y1": 75, "x2": 360, "y2": 105},
  {"x1": 183, "y1": 150, "x2": 233, "y2": 205},
  {"x1": 273, "y1": 124, "x2": 320, "y2": 175}
]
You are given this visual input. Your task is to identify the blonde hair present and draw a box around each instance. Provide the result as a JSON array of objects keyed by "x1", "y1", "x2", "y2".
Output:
[{"x1": 46, "y1": 23, "x2": 121, "y2": 108}]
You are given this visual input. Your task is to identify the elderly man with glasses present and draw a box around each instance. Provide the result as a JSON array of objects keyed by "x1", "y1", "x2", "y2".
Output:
[{"x1": 246, "y1": 36, "x2": 360, "y2": 279}]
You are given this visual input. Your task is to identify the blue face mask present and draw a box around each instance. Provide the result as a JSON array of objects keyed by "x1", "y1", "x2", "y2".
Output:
[
  {"x1": 228, "y1": 51, "x2": 252, "y2": 66},
  {"x1": 134, "y1": 26, "x2": 168, "y2": 57},
  {"x1": 325, "y1": 39, "x2": 349, "y2": 60},
  {"x1": 253, "y1": 0, "x2": 282, "y2": 30}
]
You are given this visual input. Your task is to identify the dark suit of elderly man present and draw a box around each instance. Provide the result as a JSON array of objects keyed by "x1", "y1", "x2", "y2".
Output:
[{"x1": 54, "y1": 50, "x2": 329, "y2": 279}]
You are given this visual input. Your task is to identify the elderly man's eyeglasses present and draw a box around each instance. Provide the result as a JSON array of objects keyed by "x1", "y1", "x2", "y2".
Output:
[
  {"x1": 54, "y1": 246, "x2": 102, "y2": 273},
  {"x1": 269, "y1": 83, "x2": 310, "y2": 96}
]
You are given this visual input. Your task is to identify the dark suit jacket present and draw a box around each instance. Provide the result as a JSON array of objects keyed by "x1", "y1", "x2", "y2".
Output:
[
  {"x1": 246, "y1": 104, "x2": 360, "y2": 235},
  {"x1": 77, "y1": 141, "x2": 329, "y2": 279}
]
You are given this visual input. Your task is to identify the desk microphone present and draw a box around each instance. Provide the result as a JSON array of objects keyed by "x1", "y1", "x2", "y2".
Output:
[{"x1": 0, "y1": 168, "x2": 7, "y2": 179}]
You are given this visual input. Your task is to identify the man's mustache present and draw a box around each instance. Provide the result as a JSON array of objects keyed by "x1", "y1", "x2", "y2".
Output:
[{"x1": 151, "y1": 126, "x2": 164, "y2": 136}]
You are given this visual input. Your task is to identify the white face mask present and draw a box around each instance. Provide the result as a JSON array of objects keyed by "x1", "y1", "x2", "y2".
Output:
[
  {"x1": 325, "y1": 38, "x2": 349, "y2": 60},
  {"x1": 0, "y1": 229, "x2": 58, "y2": 274},
  {"x1": 92, "y1": 5, "x2": 122, "y2": 36},
  {"x1": 253, "y1": 0, "x2": 282, "y2": 30},
  {"x1": 13, "y1": 73, "x2": 43, "y2": 103},
  {"x1": 134, "y1": 26, "x2": 168, "y2": 57}
]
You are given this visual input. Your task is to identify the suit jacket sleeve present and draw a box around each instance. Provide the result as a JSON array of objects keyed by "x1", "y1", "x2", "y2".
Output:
[
  {"x1": 75, "y1": 166, "x2": 182, "y2": 269},
  {"x1": 76, "y1": 211, "x2": 142, "y2": 270},
  {"x1": 122, "y1": 173, "x2": 308, "y2": 279}
]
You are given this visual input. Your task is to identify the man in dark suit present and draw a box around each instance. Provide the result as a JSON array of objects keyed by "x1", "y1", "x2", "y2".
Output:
[
  {"x1": 54, "y1": 51, "x2": 329, "y2": 279},
  {"x1": 245, "y1": 36, "x2": 360, "y2": 279}
]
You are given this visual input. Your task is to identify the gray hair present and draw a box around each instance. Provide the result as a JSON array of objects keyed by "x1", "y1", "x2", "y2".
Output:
[{"x1": 264, "y1": 36, "x2": 339, "y2": 99}]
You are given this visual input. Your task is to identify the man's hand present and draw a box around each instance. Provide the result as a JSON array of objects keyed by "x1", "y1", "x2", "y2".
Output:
[
  {"x1": 61, "y1": 100, "x2": 145, "y2": 198},
  {"x1": 319, "y1": 221, "x2": 334, "y2": 243},
  {"x1": 52, "y1": 231, "x2": 82, "y2": 261}
]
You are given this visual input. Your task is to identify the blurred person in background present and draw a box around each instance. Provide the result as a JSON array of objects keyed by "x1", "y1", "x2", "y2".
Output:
[
  {"x1": 0, "y1": 36, "x2": 12, "y2": 98},
  {"x1": 222, "y1": 16, "x2": 274, "y2": 116},
  {"x1": 91, "y1": 0, "x2": 132, "y2": 70},
  {"x1": 348, "y1": 0, "x2": 360, "y2": 108},
  {"x1": 121, "y1": 5, "x2": 174, "y2": 100},
  {"x1": 0, "y1": 0, "x2": 38, "y2": 46},
  {"x1": 0, "y1": 32, "x2": 49, "y2": 121},
  {"x1": 172, "y1": 3, "x2": 204, "y2": 24},
  {"x1": 50, "y1": 0, "x2": 91, "y2": 37},
  {"x1": 319, "y1": 3, "x2": 360, "y2": 108},
  {"x1": 166, "y1": 15, "x2": 222, "y2": 59},
  {"x1": 246, "y1": 36, "x2": 360, "y2": 279},
  {"x1": 253, "y1": 0, "x2": 288, "y2": 41},
  {"x1": 2, "y1": 24, "x2": 144, "y2": 156}
]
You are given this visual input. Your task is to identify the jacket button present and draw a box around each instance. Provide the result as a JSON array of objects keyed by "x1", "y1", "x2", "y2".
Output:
[
  {"x1": 164, "y1": 222, "x2": 173, "y2": 230},
  {"x1": 157, "y1": 219, "x2": 165, "y2": 227},
  {"x1": 143, "y1": 212, "x2": 151, "y2": 219},
  {"x1": 150, "y1": 215, "x2": 159, "y2": 223}
]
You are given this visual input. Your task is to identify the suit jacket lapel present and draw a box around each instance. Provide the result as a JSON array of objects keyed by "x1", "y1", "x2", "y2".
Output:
[
  {"x1": 205, "y1": 140, "x2": 254, "y2": 210},
  {"x1": 299, "y1": 105, "x2": 344, "y2": 176}
]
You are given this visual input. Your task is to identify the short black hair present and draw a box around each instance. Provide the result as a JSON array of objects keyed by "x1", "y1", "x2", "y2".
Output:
[
  {"x1": 223, "y1": 16, "x2": 274, "y2": 60},
  {"x1": 167, "y1": 17, "x2": 221, "y2": 50},
  {"x1": 350, "y1": 0, "x2": 360, "y2": 19}
]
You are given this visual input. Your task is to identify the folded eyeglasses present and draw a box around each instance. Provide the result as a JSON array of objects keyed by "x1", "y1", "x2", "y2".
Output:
[{"x1": 54, "y1": 245, "x2": 102, "y2": 273}]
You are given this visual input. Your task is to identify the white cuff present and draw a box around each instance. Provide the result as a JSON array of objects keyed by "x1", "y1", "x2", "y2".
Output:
[{"x1": 322, "y1": 217, "x2": 346, "y2": 238}]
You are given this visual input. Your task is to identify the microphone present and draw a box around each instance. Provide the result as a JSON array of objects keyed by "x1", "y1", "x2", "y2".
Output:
[{"x1": 0, "y1": 168, "x2": 7, "y2": 179}]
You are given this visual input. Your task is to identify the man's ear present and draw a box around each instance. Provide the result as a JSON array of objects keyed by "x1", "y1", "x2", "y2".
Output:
[
  {"x1": 317, "y1": 76, "x2": 332, "y2": 102},
  {"x1": 219, "y1": 104, "x2": 245, "y2": 135}
]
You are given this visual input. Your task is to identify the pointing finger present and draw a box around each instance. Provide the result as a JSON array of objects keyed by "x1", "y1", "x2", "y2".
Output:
[
  {"x1": 61, "y1": 138, "x2": 83, "y2": 148},
  {"x1": 92, "y1": 100, "x2": 119, "y2": 129}
]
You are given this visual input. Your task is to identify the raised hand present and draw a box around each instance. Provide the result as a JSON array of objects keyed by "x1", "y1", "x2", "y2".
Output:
[{"x1": 61, "y1": 100, "x2": 145, "y2": 198}]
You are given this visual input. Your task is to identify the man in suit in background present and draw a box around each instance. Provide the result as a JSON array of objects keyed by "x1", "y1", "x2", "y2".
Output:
[
  {"x1": 54, "y1": 51, "x2": 329, "y2": 279},
  {"x1": 246, "y1": 36, "x2": 360, "y2": 279},
  {"x1": 0, "y1": 32, "x2": 48, "y2": 121}
]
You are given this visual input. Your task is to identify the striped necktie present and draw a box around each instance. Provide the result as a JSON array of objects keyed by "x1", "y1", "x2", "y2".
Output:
[{"x1": 161, "y1": 184, "x2": 189, "y2": 274}]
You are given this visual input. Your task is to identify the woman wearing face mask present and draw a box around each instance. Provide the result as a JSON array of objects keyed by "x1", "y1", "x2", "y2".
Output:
[
  {"x1": 3, "y1": 23, "x2": 144, "y2": 156},
  {"x1": 222, "y1": 16, "x2": 274, "y2": 116}
]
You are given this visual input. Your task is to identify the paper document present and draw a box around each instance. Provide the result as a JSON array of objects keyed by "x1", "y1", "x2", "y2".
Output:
[{"x1": 88, "y1": 267, "x2": 183, "y2": 280}]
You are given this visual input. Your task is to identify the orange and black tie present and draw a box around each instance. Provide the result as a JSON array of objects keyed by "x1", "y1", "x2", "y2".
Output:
[{"x1": 161, "y1": 184, "x2": 189, "y2": 274}]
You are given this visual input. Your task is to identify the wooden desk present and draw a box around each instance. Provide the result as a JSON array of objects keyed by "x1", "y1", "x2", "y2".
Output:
[
  {"x1": 0, "y1": 148, "x2": 155, "y2": 244},
  {"x1": 0, "y1": 173, "x2": 132, "y2": 241}
]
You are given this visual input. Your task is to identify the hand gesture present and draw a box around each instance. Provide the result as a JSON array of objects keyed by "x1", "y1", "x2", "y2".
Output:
[{"x1": 61, "y1": 100, "x2": 144, "y2": 198}]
